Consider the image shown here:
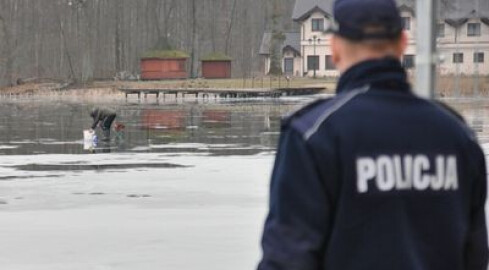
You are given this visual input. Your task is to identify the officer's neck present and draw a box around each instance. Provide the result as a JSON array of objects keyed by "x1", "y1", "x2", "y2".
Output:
[
  {"x1": 337, "y1": 52, "x2": 400, "y2": 74},
  {"x1": 336, "y1": 57, "x2": 410, "y2": 94}
]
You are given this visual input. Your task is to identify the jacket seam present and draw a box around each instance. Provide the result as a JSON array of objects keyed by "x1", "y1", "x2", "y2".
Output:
[{"x1": 303, "y1": 85, "x2": 370, "y2": 141}]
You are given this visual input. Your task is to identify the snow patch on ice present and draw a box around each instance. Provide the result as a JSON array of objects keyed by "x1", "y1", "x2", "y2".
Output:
[{"x1": 0, "y1": 145, "x2": 18, "y2": 150}]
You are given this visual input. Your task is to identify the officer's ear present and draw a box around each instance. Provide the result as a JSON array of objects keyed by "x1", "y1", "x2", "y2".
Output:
[
  {"x1": 396, "y1": 31, "x2": 409, "y2": 59},
  {"x1": 331, "y1": 35, "x2": 341, "y2": 69}
]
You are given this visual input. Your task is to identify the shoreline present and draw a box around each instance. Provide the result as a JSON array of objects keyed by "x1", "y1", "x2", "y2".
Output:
[
  {"x1": 0, "y1": 77, "x2": 487, "y2": 102},
  {"x1": 0, "y1": 78, "x2": 336, "y2": 96}
]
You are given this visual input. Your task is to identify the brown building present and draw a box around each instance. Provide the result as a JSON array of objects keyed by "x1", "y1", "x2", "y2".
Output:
[
  {"x1": 140, "y1": 50, "x2": 189, "y2": 80},
  {"x1": 201, "y1": 53, "x2": 232, "y2": 79}
]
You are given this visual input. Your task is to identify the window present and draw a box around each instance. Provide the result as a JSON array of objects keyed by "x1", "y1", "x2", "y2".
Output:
[
  {"x1": 307, "y1": 56, "x2": 319, "y2": 71},
  {"x1": 437, "y1": 23, "x2": 445, "y2": 38},
  {"x1": 402, "y1": 55, "x2": 415, "y2": 69},
  {"x1": 311, "y1": 19, "x2": 324, "y2": 32},
  {"x1": 402, "y1": 17, "x2": 411, "y2": 30},
  {"x1": 453, "y1": 53, "x2": 464, "y2": 63},
  {"x1": 325, "y1": 55, "x2": 335, "y2": 70},
  {"x1": 474, "y1": 52, "x2": 484, "y2": 63},
  {"x1": 468, "y1": 23, "x2": 481, "y2": 37}
]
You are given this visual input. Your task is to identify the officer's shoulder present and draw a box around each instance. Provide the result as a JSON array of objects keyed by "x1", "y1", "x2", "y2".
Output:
[
  {"x1": 282, "y1": 96, "x2": 336, "y2": 136},
  {"x1": 427, "y1": 99, "x2": 478, "y2": 140},
  {"x1": 430, "y1": 100, "x2": 466, "y2": 123}
]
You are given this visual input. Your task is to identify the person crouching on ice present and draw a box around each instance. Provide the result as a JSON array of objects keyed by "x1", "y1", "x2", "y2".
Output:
[{"x1": 90, "y1": 107, "x2": 117, "y2": 141}]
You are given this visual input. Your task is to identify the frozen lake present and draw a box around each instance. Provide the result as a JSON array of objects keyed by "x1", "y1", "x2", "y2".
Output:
[
  {"x1": 0, "y1": 97, "x2": 298, "y2": 270},
  {"x1": 0, "y1": 97, "x2": 488, "y2": 269}
]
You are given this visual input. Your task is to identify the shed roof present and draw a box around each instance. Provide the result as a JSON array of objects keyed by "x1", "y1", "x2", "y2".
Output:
[
  {"x1": 200, "y1": 52, "x2": 232, "y2": 61},
  {"x1": 259, "y1": 32, "x2": 301, "y2": 56},
  {"x1": 141, "y1": 50, "x2": 189, "y2": 59}
]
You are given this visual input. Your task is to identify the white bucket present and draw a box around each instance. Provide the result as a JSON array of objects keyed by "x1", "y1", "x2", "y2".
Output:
[{"x1": 83, "y1": 130, "x2": 97, "y2": 150}]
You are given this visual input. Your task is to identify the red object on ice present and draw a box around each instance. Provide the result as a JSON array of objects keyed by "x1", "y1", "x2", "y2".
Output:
[{"x1": 114, "y1": 123, "x2": 125, "y2": 132}]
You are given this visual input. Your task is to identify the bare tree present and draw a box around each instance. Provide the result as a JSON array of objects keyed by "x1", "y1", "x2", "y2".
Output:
[{"x1": 0, "y1": 0, "x2": 297, "y2": 86}]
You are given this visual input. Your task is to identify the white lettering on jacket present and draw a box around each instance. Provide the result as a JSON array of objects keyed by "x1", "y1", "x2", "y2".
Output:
[{"x1": 356, "y1": 155, "x2": 458, "y2": 193}]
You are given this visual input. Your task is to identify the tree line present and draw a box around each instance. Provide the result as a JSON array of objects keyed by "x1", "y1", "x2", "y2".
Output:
[{"x1": 0, "y1": 0, "x2": 296, "y2": 86}]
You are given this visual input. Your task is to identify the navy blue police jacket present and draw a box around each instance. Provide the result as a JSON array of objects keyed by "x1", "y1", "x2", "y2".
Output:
[{"x1": 258, "y1": 58, "x2": 488, "y2": 270}]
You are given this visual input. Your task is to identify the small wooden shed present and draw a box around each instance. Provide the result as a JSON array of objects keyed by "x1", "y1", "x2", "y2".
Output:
[
  {"x1": 201, "y1": 53, "x2": 232, "y2": 79},
  {"x1": 140, "y1": 50, "x2": 189, "y2": 80}
]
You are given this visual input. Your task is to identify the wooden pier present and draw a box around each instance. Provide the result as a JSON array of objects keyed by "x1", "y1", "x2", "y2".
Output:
[{"x1": 119, "y1": 87, "x2": 326, "y2": 100}]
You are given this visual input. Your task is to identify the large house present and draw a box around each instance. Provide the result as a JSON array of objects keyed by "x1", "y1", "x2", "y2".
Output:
[{"x1": 259, "y1": 0, "x2": 489, "y2": 77}]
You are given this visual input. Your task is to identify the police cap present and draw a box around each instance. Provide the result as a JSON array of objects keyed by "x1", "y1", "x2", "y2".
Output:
[{"x1": 328, "y1": 0, "x2": 403, "y2": 41}]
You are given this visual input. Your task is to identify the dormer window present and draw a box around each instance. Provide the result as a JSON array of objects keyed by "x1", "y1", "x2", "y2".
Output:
[
  {"x1": 312, "y1": 19, "x2": 325, "y2": 32},
  {"x1": 437, "y1": 23, "x2": 445, "y2": 38},
  {"x1": 402, "y1": 17, "x2": 411, "y2": 30},
  {"x1": 468, "y1": 23, "x2": 481, "y2": 37}
]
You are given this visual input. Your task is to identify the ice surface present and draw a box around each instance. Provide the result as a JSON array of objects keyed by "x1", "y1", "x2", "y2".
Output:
[{"x1": 0, "y1": 152, "x2": 274, "y2": 270}]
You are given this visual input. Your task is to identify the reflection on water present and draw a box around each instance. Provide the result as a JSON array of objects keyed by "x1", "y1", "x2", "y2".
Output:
[
  {"x1": 0, "y1": 99, "x2": 298, "y2": 156},
  {"x1": 0, "y1": 98, "x2": 488, "y2": 156}
]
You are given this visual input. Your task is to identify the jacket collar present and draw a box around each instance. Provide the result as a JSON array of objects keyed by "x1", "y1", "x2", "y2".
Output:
[{"x1": 336, "y1": 57, "x2": 411, "y2": 94}]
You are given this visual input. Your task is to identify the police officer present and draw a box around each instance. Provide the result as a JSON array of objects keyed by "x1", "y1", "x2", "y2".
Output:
[
  {"x1": 90, "y1": 107, "x2": 117, "y2": 141},
  {"x1": 257, "y1": 0, "x2": 488, "y2": 269}
]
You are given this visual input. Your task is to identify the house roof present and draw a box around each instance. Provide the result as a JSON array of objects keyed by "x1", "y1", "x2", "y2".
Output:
[
  {"x1": 398, "y1": 4, "x2": 415, "y2": 15},
  {"x1": 397, "y1": 0, "x2": 489, "y2": 21},
  {"x1": 291, "y1": 0, "x2": 489, "y2": 23},
  {"x1": 292, "y1": 0, "x2": 333, "y2": 21},
  {"x1": 259, "y1": 33, "x2": 272, "y2": 55},
  {"x1": 259, "y1": 32, "x2": 301, "y2": 56},
  {"x1": 440, "y1": 0, "x2": 489, "y2": 19},
  {"x1": 283, "y1": 32, "x2": 301, "y2": 55}
]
